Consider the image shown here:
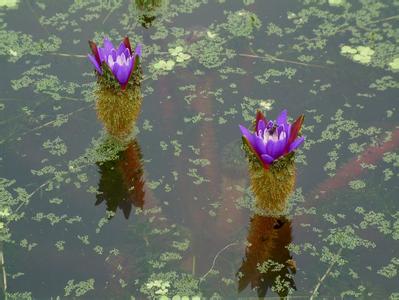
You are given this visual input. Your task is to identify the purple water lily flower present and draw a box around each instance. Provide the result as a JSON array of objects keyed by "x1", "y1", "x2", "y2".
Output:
[
  {"x1": 239, "y1": 110, "x2": 305, "y2": 169},
  {"x1": 88, "y1": 37, "x2": 142, "y2": 90}
]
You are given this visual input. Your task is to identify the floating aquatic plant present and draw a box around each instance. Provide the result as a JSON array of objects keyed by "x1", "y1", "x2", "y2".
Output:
[
  {"x1": 153, "y1": 59, "x2": 175, "y2": 71},
  {"x1": 0, "y1": 0, "x2": 19, "y2": 9},
  {"x1": 88, "y1": 37, "x2": 142, "y2": 90},
  {"x1": 152, "y1": 46, "x2": 190, "y2": 72},
  {"x1": 225, "y1": 10, "x2": 262, "y2": 37},
  {"x1": 135, "y1": 0, "x2": 164, "y2": 28},
  {"x1": 340, "y1": 45, "x2": 375, "y2": 65},
  {"x1": 328, "y1": 0, "x2": 345, "y2": 6},
  {"x1": 388, "y1": 58, "x2": 399, "y2": 70},
  {"x1": 169, "y1": 46, "x2": 191, "y2": 62}
]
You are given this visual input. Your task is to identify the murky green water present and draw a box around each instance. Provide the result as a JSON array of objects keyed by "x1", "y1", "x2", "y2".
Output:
[{"x1": 1, "y1": 0, "x2": 398, "y2": 299}]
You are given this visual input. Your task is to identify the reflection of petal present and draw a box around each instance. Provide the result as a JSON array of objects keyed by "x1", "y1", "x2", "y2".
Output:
[{"x1": 121, "y1": 141, "x2": 145, "y2": 209}]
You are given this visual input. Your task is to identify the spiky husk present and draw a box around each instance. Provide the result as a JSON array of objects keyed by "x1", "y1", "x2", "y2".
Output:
[
  {"x1": 248, "y1": 155, "x2": 296, "y2": 215},
  {"x1": 96, "y1": 84, "x2": 142, "y2": 138}
]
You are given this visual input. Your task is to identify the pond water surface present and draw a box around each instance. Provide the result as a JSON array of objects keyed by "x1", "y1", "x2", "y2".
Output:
[{"x1": 0, "y1": 0, "x2": 398, "y2": 299}]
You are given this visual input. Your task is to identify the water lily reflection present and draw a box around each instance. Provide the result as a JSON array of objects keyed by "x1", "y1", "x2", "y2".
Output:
[
  {"x1": 237, "y1": 215, "x2": 296, "y2": 298},
  {"x1": 96, "y1": 139, "x2": 145, "y2": 219}
]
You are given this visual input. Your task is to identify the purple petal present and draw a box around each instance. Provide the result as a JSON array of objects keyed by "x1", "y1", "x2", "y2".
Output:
[
  {"x1": 103, "y1": 37, "x2": 114, "y2": 52},
  {"x1": 254, "y1": 136, "x2": 266, "y2": 155},
  {"x1": 134, "y1": 44, "x2": 142, "y2": 58},
  {"x1": 88, "y1": 54, "x2": 103, "y2": 74},
  {"x1": 117, "y1": 66, "x2": 132, "y2": 86},
  {"x1": 257, "y1": 119, "x2": 266, "y2": 136},
  {"x1": 98, "y1": 38, "x2": 115, "y2": 62},
  {"x1": 116, "y1": 42, "x2": 127, "y2": 55},
  {"x1": 276, "y1": 109, "x2": 288, "y2": 125},
  {"x1": 123, "y1": 47, "x2": 131, "y2": 58},
  {"x1": 97, "y1": 47, "x2": 106, "y2": 63},
  {"x1": 285, "y1": 124, "x2": 291, "y2": 140},
  {"x1": 261, "y1": 154, "x2": 275, "y2": 165},
  {"x1": 270, "y1": 139, "x2": 286, "y2": 159},
  {"x1": 239, "y1": 125, "x2": 256, "y2": 147},
  {"x1": 110, "y1": 59, "x2": 118, "y2": 74},
  {"x1": 288, "y1": 136, "x2": 305, "y2": 152},
  {"x1": 265, "y1": 139, "x2": 276, "y2": 157},
  {"x1": 110, "y1": 49, "x2": 117, "y2": 61},
  {"x1": 113, "y1": 59, "x2": 133, "y2": 87},
  {"x1": 277, "y1": 125, "x2": 284, "y2": 136}
]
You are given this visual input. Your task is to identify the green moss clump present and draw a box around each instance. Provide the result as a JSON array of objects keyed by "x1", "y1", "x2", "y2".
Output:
[{"x1": 225, "y1": 10, "x2": 261, "y2": 37}]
